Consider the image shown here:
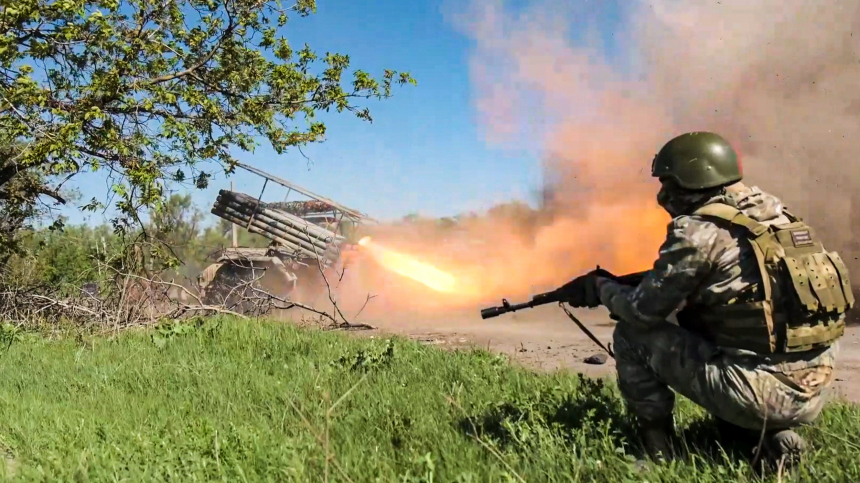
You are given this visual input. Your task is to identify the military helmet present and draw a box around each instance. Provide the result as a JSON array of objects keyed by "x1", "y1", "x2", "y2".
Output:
[{"x1": 651, "y1": 132, "x2": 742, "y2": 190}]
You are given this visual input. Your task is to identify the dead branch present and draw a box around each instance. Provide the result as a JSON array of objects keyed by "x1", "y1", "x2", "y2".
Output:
[
  {"x1": 302, "y1": 226, "x2": 375, "y2": 331},
  {"x1": 353, "y1": 293, "x2": 377, "y2": 321},
  {"x1": 0, "y1": 225, "x2": 378, "y2": 333}
]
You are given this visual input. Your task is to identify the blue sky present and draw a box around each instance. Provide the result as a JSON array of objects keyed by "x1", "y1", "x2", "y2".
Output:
[{"x1": 59, "y1": 0, "x2": 627, "y2": 226}]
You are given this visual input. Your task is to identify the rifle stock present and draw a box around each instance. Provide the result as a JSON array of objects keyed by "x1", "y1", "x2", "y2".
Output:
[{"x1": 480, "y1": 269, "x2": 647, "y2": 320}]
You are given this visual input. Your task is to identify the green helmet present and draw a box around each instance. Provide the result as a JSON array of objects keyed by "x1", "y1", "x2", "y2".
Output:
[{"x1": 651, "y1": 132, "x2": 742, "y2": 190}]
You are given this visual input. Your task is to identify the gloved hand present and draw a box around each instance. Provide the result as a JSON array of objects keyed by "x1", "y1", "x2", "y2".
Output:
[{"x1": 558, "y1": 267, "x2": 617, "y2": 308}]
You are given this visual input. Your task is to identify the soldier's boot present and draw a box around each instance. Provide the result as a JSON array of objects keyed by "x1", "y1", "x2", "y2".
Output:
[
  {"x1": 716, "y1": 418, "x2": 807, "y2": 464},
  {"x1": 637, "y1": 415, "x2": 676, "y2": 462},
  {"x1": 715, "y1": 417, "x2": 757, "y2": 451},
  {"x1": 764, "y1": 429, "x2": 807, "y2": 465}
]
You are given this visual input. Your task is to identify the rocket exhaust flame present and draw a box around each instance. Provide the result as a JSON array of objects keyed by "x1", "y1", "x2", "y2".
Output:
[{"x1": 357, "y1": 237, "x2": 459, "y2": 293}]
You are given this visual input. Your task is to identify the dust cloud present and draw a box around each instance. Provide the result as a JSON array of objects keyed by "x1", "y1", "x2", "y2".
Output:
[
  {"x1": 334, "y1": 0, "x2": 860, "y2": 319},
  {"x1": 633, "y1": 0, "x2": 860, "y2": 260}
]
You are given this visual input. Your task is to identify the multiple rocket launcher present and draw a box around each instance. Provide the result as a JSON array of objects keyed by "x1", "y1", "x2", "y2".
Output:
[{"x1": 210, "y1": 189, "x2": 346, "y2": 266}]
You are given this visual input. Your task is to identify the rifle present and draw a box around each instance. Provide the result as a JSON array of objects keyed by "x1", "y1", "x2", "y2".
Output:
[
  {"x1": 480, "y1": 268, "x2": 647, "y2": 319},
  {"x1": 479, "y1": 267, "x2": 648, "y2": 358}
]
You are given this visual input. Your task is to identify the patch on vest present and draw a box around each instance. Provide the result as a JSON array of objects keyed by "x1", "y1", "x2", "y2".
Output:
[{"x1": 790, "y1": 229, "x2": 813, "y2": 247}]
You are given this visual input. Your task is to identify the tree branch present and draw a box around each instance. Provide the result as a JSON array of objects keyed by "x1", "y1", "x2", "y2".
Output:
[{"x1": 144, "y1": 13, "x2": 235, "y2": 86}]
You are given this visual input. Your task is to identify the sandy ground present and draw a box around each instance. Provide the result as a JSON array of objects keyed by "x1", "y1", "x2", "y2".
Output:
[{"x1": 352, "y1": 305, "x2": 860, "y2": 403}]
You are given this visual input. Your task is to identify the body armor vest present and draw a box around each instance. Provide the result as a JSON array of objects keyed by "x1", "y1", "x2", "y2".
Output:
[{"x1": 677, "y1": 203, "x2": 853, "y2": 354}]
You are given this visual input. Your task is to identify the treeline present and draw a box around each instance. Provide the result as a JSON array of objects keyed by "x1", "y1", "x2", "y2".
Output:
[
  {"x1": 1, "y1": 194, "x2": 270, "y2": 294},
  {"x1": 2, "y1": 194, "x2": 544, "y2": 294}
]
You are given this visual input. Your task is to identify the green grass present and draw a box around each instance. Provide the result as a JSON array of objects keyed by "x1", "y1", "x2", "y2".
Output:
[{"x1": 0, "y1": 318, "x2": 856, "y2": 482}]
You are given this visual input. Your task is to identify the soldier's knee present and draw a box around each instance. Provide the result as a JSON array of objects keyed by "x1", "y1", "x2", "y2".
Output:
[
  {"x1": 613, "y1": 321, "x2": 646, "y2": 359},
  {"x1": 612, "y1": 321, "x2": 632, "y2": 347},
  {"x1": 617, "y1": 384, "x2": 676, "y2": 422}
]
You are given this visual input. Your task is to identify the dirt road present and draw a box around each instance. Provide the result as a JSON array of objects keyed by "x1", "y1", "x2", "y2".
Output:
[{"x1": 356, "y1": 305, "x2": 860, "y2": 403}]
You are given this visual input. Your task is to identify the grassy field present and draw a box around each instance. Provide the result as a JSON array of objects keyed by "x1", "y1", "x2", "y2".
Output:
[{"x1": 0, "y1": 318, "x2": 856, "y2": 482}]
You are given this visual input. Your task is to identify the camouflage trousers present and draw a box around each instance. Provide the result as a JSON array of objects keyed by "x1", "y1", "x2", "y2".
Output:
[{"x1": 612, "y1": 320, "x2": 837, "y2": 430}]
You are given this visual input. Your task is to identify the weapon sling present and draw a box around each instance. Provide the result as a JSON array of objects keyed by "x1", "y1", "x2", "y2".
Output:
[{"x1": 560, "y1": 303, "x2": 615, "y2": 358}]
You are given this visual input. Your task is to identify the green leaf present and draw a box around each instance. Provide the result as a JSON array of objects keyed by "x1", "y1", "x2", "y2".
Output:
[{"x1": 0, "y1": 0, "x2": 415, "y2": 260}]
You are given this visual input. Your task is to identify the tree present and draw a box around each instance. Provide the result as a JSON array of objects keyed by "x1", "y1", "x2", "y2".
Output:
[
  {"x1": 4, "y1": 222, "x2": 119, "y2": 292},
  {"x1": 150, "y1": 193, "x2": 203, "y2": 248},
  {"x1": 0, "y1": 137, "x2": 71, "y2": 261},
  {"x1": 0, "y1": 0, "x2": 415, "y2": 238}
]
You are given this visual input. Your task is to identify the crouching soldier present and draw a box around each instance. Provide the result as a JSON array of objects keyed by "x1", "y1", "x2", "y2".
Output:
[{"x1": 567, "y1": 132, "x2": 851, "y2": 463}]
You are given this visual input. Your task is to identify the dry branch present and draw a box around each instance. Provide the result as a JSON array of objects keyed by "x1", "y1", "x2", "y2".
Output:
[{"x1": 0, "y1": 231, "x2": 376, "y2": 334}]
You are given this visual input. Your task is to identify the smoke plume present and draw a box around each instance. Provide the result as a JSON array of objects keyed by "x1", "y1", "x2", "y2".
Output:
[
  {"x1": 336, "y1": 0, "x2": 860, "y2": 316},
  {"x1": 453, "y1": 0, "x2": 860, "y2": 274}
]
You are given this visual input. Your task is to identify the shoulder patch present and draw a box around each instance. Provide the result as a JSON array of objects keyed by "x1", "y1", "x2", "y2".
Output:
[{"x1": 790, "y1": 229, "x2": 813, "y2": 247}]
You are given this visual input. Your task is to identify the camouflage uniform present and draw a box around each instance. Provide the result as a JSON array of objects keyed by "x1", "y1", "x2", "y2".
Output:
[{"x1": 597, "y1": 184, "x2": 839, "y2": 431}]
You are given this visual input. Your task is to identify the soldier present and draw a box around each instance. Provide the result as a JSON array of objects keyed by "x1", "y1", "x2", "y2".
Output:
[{"x1": 565, "y1": 132, "x2": 852, "y2": 463}]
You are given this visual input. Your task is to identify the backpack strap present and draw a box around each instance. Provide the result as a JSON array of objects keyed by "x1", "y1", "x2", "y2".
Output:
[
  {"x1": 692, "y1": 203, "x2": 769, "y2": 237},
  {"x1": 781, "y1": 208, "x2": 802, "y2": 223}
]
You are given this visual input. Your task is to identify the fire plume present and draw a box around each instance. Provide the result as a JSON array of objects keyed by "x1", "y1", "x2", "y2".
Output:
[{"x1": 357, "y1": 236, "x2": 459, "y2": 293}]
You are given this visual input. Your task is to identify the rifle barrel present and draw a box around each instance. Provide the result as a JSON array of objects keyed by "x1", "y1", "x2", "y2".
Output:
[
  {"x1": 479, "y1": 269, "x2": 647, "y2": 320},
  {"x1": 480, "y1": 301, "x2": 533, "y2": 319},
  {"x1": 480, "y1": 290, "x2": 561, "y2": 319}
]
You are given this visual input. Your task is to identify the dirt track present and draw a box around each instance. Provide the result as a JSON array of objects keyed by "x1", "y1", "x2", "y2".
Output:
[{"x1": 354, "y1": 305, "x2": 860, "y2": 403}]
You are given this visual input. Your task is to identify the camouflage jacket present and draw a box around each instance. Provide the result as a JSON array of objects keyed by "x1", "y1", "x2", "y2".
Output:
[{"x1": 597, "y1": 183, "x2": 838, "y2": 370}]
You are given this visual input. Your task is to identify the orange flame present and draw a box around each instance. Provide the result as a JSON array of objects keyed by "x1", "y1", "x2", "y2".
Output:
[{"x1": 357, "y1": 236, "x2": 461, "y2": 293}]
